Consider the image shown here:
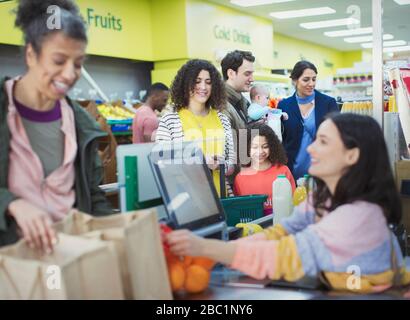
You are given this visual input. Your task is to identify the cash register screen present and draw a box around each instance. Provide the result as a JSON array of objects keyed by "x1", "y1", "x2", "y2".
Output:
[{"x1": 149, "y1": 144, "x2": 225, "y2": 230}]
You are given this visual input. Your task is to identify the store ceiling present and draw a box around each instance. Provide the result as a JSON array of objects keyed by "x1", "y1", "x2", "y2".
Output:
[{"x1": 207, "y1": 0, "x2": 410, "y2": 52}]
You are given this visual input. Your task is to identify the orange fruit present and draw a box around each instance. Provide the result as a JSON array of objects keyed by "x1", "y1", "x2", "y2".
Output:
[
  {"x1": 164, "y1": 250, "x2": 176, "y2": 262},
  {"x1": 192, "y1": 257, "x2": 216, "y2": 271},
  {"x1": 183, "y1": 256, "x2": 193, "y2": 268},
  {"x1": 184, "y1": 265, "x2": 210, "y2": 294},
  {"x1": 168, "y1": 261, "x2": 185, "y2": 292}
]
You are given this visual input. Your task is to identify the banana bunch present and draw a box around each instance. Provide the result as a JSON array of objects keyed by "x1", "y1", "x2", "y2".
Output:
[
  {"x1": 113, "y1": 106, "x2": 135, "y2": 119},
  {"x1": 235, "y1": 223, "x2": 264, "y2": 237},
  {"x1": 97, "y1": 104, "x2": 135, "y2": 120}
]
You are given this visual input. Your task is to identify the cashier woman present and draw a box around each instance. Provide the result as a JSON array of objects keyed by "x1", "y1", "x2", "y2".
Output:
[{"x1": 166, "y1": 113, "x2": 410, "y2": 293}]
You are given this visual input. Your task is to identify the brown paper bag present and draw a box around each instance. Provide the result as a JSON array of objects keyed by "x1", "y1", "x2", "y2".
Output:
[
  {"x1": 0, "y1": 234, "x2": 124, "y2": 300},
  {"x1": 54, "y1": 210, "x2": 172, "y2": 300}
]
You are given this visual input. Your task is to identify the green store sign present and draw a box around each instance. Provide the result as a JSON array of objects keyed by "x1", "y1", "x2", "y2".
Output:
[
  {"x1": 86, "y1": 8, "x2": 123, "y2": 31},
  {"x1": 213, "y1": 25, "x2": 251, "y2": 45}
]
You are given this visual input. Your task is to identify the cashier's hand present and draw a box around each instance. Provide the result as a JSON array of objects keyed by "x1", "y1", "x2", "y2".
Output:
[
  {"x1": 281, "y1": 112, "x2": 289, "y2": 121},
  {"x1": 166, "y1": 230, "x2": 204, "y2": 257},
  {"x1": 8, "y1": 199, "x2": 57, "y2": 254}
]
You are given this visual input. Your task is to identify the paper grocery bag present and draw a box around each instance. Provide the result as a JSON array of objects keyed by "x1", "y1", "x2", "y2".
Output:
[
  {"x1": 80, "y1": 229, "x2": 133, "y2": 299},
  {"x1": 55, "y1": 210, "x2": 172, "y2": 300},
  {"x1": 0, "y1": 234, "x2": 123, "y2": 300}
]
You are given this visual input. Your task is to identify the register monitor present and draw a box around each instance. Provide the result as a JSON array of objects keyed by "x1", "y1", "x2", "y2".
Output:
[
  {"x1": 116, "y1": 143, "x2": 167, "y2": 219},
  {"x1": 149, "y1": 142, "x2": 226, "y2": 234}
]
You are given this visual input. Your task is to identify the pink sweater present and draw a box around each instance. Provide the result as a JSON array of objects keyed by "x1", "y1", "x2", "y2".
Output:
[
  {"x1": 230, "y1": 199, "x2": 407, "y2": 289},
  {"x1": 6, "y1": 78, "x2": 77, "y2": 222}
]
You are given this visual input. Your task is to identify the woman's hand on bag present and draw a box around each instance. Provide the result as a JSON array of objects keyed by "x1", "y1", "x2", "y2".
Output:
[
  {"x1": 166, "y1": 230, "x2": 204, "y2": 257},
  {"x1": 8, "y1": 199, "x2": 57, "y2": 254}
]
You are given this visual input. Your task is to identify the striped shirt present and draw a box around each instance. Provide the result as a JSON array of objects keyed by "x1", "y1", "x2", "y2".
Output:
[{"x1": 156, "y1": 110, "x2": 236, "y2": 168}]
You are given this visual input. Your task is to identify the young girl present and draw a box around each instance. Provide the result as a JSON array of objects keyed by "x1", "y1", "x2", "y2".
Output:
[
  {"x1": 234, "y1": 123, "x2": 296, "y2": 215},
  {"x1": 166, "y1": 113, "x2": 410, "y2": 293}
]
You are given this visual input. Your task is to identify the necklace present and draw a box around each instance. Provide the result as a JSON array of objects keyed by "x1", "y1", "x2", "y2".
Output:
[{"x1": 189, "y1": 109, "x2": 209, "y2": 129}]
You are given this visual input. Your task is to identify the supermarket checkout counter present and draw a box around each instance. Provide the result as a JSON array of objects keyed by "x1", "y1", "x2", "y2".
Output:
[
  {"x1": 174, "y1": 265, "x2": 408, "y2": 300},
  {"x1": 175, "y1": 282, "x2": 406, "y2": 300}
]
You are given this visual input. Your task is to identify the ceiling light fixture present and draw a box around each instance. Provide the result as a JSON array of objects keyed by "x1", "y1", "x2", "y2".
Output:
[
  {"x1": 324, "y1": 27, "x2": 373, "y2": 37},
  {"x1": 383, "y1": 45, "x2": 410, "y2": 53},
  {"x1": 300, "y1": 18, "x2": 359, "y2": 29},
  {"x1": 344, "y1": 34, "x2": 394, "y2": 43},
  {"x1": 393, "y1": 0, "x2": 410, "y2": 5},
  {"x1": 270, "y1": 7, "x2": 335, "y2": 19},
  {"x1": 230, "y1": 0, "x2": 295, "y2": 7},
  {"x1": 361, "y1": 40, "x2": 407, "y2": 48}
]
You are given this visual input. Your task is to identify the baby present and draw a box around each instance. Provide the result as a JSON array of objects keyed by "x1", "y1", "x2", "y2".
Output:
[{"x1": 248, "y1": 85, "x2": 288, "y2": 121}]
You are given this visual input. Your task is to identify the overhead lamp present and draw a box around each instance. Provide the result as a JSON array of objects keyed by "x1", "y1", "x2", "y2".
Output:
[
  {"x1": 344, "y1": 34, "x2": 394, "y2": 43},
  {"x1": 393, "y1": 0, "x2": 410, "y2": 5},
  {"x1": 383, "y1": 45, "x2": 410, "y2": 53},
  {"x1": 324, "y1": 27, "x2": 373, "y2": 37},
  {"x1": 300, "y1": 18, "x2": 359, "y2": 29},
  {"x1": 361, "y1": 40, "x2": 407, "y2": 49},
  {"x1": 270, "y1": 7, "x2": 335, "y2": 19},
  {"x1": 230, "y1": 0, "x2": 295, "y2": 7}
]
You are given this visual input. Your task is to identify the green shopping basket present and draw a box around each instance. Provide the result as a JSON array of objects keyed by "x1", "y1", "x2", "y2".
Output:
[{"x1": 220, "y1": 195, "x2": 267, "y2": 227}]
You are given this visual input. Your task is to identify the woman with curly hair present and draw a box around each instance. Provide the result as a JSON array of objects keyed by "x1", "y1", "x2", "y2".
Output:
[
  {"x1": 234, "y1": 123, "x2": 295, "y2": 215},
  {"x1": 156, "y1": 59, "x2": 235, "y2": 195}
]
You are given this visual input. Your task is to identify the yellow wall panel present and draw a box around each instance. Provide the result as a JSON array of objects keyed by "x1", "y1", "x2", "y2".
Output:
[{"x1": 151, "y1": 0, "x2": 188, "y2": 61}]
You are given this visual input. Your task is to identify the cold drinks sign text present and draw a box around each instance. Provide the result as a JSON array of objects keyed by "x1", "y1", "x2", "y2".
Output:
[{"x1": 213, "y1": 25, "x2": 251, "y2": 45}]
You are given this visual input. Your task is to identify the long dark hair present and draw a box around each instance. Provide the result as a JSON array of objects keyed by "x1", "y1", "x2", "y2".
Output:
[
  {"x1": 170, "y1": 59, "x2": 226, "y2": 111},
  {"x1": 245, "y1": 123, "x2": 287, "y2": 167},
  {"x1": 290, "y1": 60, "x2": 318, "y2": 81},
  {"x1": 15, "y1": 0, "x2": 87, "y2": 54},
  {"x1": 313, "y1": 113, "x2": 401, "y2": 224}
]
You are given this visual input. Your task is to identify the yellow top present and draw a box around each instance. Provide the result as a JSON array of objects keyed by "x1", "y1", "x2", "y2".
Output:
[{"x1": 178, "y1": 108, "x2": 225, "y2": 195}]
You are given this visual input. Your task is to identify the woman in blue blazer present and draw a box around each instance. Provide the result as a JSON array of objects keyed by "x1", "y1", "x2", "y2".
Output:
[{"x1": 278, "y1": 61, "x2": 339, "y2": 180}]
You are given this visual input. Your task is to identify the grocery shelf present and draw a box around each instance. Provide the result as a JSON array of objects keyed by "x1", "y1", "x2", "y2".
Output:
[
  {"x1": 334, "y1": 83, "x2": 372, "y2": 88},
  {"x1": 342, "y1": 97, "x2": 373, "y2": 102},
  {"x1": 342, "y1": 95, "x2": 389, "y2": 102}
]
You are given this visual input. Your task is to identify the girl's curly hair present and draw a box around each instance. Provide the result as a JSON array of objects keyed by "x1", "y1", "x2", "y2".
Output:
[
  {"x1": 170, "y1": 59, "x2": 226, "y2": 111},
  {"x1": 245, "y1": 123, "x2": 288, "y2": 167}
]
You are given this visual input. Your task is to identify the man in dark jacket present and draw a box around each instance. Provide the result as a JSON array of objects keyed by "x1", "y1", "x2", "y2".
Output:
[{"x1": 220, "y1": 50, "x2": 255, "y2": 183}]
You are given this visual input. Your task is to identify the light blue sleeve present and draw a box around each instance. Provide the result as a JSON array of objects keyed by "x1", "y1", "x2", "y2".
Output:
[
  {"x1": 293, "y1": 227, "x2": 334, "y2": 276},
  {"x1": 279, "y1": 202, "x2": 316, "y2": 235},
  {"x1": 248, "y1": 105, "x2": 270, "y2": 121}
]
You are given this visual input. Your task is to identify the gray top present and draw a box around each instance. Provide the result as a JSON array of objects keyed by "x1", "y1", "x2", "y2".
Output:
[{"x1": 21, "y1": 118, "x2": 65, "y2": 177}]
